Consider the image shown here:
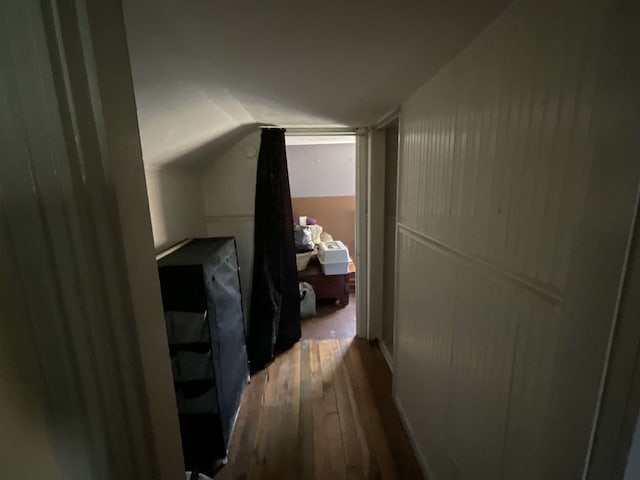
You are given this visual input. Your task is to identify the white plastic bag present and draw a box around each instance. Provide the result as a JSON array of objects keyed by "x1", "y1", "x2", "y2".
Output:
[
  {"x1": 299, "y1": 282, "x2": 316, "y2": 318},
  {"x1": 186, "y1": 472, "x2": 213, "y2": 480}
]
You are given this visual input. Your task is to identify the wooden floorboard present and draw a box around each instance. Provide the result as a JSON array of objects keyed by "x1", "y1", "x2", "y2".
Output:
[{"x1": 216, "y1": 338, "x2": 423, "y2": 480}]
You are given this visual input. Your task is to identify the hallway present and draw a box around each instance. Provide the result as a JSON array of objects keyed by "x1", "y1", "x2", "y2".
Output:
[
  {"x1": 216, "y1": 338, "x2": 422, "y2": 479},
  {"x1": 300, "y1": 294, "x2": 357, "y2": 340}
]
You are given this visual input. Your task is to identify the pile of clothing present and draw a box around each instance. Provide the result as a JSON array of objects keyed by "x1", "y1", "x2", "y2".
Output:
[
  {"x1": 293, "y1": 215, "x2": 333, "y2": 271},
  {"x1": 294, "y1": 215, "x2": 336, "y2": 319}
]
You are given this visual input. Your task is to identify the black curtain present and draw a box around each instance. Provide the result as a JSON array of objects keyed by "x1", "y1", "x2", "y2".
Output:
[{"x1": 248, "y1": 128, "x2": 301, "y2": 371}]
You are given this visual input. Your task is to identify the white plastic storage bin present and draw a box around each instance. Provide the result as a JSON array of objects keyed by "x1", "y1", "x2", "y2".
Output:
[
  {"x1": 318, "y1": 258, "x2": 350, "y2": 275},
  {"x1": 318, "y1": 241, "x2": 349, "y2": 263},
  {"x1": 318, "y1": 241, "x2": 350, "y2": 275}
]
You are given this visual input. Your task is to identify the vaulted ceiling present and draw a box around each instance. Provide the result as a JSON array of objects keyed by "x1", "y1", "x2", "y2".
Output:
[{"x1": 123, "y1": 0, "x2": 511, "y2": 166}]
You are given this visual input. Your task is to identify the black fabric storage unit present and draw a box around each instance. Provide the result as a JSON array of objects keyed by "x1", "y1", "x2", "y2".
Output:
[{"x1": 158, "y1": 238, "x2": 249, "y2": 476}]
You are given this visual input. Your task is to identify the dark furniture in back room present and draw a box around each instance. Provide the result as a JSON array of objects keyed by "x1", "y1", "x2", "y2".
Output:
[
  {"x1": 157, "y1": 237, "x2": 249, "y2": 477},
  {"x1": 298, "y1": 257, "x2": 355, "y2": 306}
]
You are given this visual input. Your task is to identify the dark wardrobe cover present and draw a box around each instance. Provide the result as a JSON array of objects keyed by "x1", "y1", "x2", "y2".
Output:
[
  {"x1": 248, "y1": 128, "x2": 301, "y2": 371},
  {"x1": 158, "y1": 238, "x2": 248, "y2": 472}
]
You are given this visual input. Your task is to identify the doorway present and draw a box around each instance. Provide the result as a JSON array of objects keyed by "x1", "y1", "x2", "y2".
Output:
[
  {"x1": 285, "y1": 133, "x2": 357, "y2": 340},
  {"x1": 381, "y1": 121, "x2": 399, "y2": 360}
]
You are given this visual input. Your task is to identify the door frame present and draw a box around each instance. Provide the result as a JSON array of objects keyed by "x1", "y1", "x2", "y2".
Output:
[
  {"x1": 282, "y1": 128, "x2": 367, "y2": 336},
  {"x1": 380, "y1": 117, "x2": 401, "y2": 370},
  {"x1": 281, "y1": 120, "x2": 399, "y2": 344},
  {"x1": 355, "y1": 128, "x2": 370, "y2": 338},
  {"x1": 1, "y1": 0, "x2": 184, "y2": 477},
  {"x1": 587, "y1": 192, "x2": 640, "y2": 478},
  {"x1": 360, "y1": 110, "x2": 401, "y2": 353}
]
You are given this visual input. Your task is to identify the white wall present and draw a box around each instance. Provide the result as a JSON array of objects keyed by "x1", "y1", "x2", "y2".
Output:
[
  {"x1": 392, "y1": 0, "x2": 639, "y2": 478},
  {"x1": 286, "y1": 143, "x2": 355, "y2": 198},
  {"x1": 145, "y1": 167, "x2": 205, "y2": 252},
  {"x1": 202, "y1": 130, "x2": 261, "y2": 319}
]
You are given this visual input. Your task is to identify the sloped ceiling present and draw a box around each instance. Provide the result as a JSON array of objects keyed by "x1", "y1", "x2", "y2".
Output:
[{"x1": 123, "y1": 0, "x2": 511, "y2": 167}]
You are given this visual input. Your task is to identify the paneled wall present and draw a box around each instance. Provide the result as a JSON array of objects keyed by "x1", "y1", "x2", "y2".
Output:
[{"x1": 393, "y1": 0, "x2": 616, "y2": 477}]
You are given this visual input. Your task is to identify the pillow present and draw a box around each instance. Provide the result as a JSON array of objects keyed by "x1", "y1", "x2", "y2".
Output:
[
  {"x1": 308, "y1": 224, "x2": 323, "y2": 244},
  {"x1": 319, "y1": 231, "x2": 333, "y2": 243}
]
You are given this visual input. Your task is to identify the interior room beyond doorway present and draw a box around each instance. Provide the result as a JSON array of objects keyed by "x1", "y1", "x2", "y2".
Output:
[{"x1": 286, "y1": 134, "x2": 357, "y2": 340}]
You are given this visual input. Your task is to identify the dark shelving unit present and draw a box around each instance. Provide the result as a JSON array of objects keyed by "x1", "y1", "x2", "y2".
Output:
[{"x1": 158, "y1": 238, "x2": 249, "y2": 476}]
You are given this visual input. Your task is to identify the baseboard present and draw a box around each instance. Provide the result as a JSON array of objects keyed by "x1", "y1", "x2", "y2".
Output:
[
  {"x1": 379, "y1": 339, "x2": 394, "y2": 373},
  {"x1": 393, "y1": 394, "x2": 435, "y2": 480}
]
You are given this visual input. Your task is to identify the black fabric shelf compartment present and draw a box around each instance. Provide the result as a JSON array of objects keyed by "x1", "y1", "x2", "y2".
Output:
[
  {"x1": 169, "y1": 342, "x2": 212, "y2": 355},
  {"x1": 176, "y1": 383, "x2": 218, "y2": 414},
  {"x1": 179, "y1": 414, "x2": 225, "y2": 476},
  {"x1": 165, "y1": 311, "x2": 209, "y2": 344},
  {"x1": 171, "y1": 350, "x2": 214, "y2": 383},
  {"x1": 158, "y1": 237, "x2": 249, "y2": 475}
]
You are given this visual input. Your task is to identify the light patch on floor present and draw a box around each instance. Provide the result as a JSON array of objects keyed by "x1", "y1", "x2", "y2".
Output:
[{"x1": 300, "y1": 294, "x2": 356, "y2": 340}]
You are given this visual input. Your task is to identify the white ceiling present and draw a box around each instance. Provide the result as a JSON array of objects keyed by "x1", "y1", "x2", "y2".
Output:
[{"x1": 123, "y1": 0, "x2": 511, "y2": 167}]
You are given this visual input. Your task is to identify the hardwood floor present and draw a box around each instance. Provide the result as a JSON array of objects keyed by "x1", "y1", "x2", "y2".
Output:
[
  {"x1": 300, "y1": 294, "x2": 356, "y2": 340},
  {"x1": 215, "y1": 338, "x2": 423, "y2": 480}
]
